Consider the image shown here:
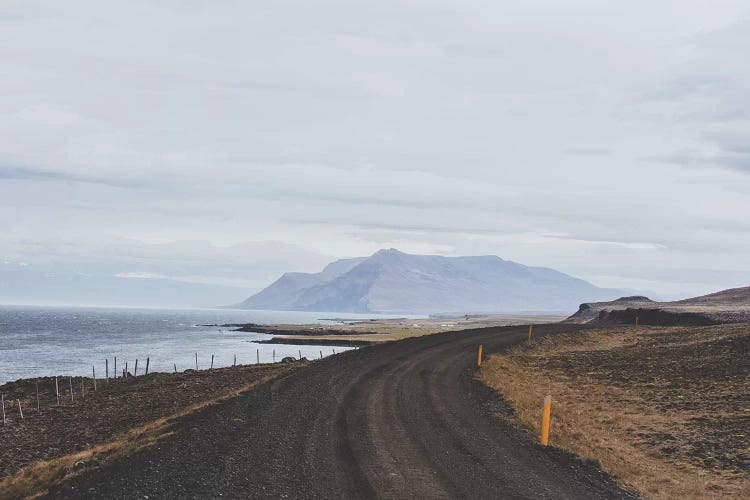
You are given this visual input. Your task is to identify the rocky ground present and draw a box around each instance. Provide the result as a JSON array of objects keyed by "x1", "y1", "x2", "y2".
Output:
[
  {"x1": 481, "y1": 323, "x2": 750, "y2": 499},
  {"x1": 0, "y1": 362, "x2": 299, "y2": 487}
]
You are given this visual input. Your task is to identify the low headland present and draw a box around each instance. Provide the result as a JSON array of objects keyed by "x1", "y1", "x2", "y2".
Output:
[{"x1": 219, "y1": 313, "x2": 567, "y2": 347}]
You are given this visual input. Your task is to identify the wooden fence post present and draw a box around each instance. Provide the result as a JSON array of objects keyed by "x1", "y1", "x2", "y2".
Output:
[
  {"x1": 17, "y1": 399, "x2": 23, "y2": 419},
  {"x1": 69, "y1": 377, "x2": 74, "y2": 402},
  {"x1": 2, "y1": 394, "x2": 5, "y2": 424},
  {"x1": 145, "y1": 357, "x2": 150, "y2": 375},
  {"x1": 105, "y1": 359, "x2": 109, "y2": 382},
  {"x1": 55, "y1": 377, "x2": 60, "y2": 406},
  {"x1": 134, "y1": 359, "x2": 138, "y2": 377},
  {"x1": 195, "y1": 353, "x2": 198, "y2": 370},
  {"x1": 93, "y1": 366, "x2": 97, "y2": 391},
  {"x1": 36, "y1": 380, "x2": 40, "y2": 412},
  {"x1": 211, "y1": 355, "x2": 214, "y2": 370}
]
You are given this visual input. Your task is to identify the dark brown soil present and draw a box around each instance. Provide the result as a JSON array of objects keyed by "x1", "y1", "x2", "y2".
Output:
[
  {"x1": 596, "y1": 307, "x2": 720, "y2": 326},
  {"x1": 528, "y1": 324, "x2": 750, "y2": 477},
  {"x1": 0, "y1": 363, "x2": 299, "y2": 481}
]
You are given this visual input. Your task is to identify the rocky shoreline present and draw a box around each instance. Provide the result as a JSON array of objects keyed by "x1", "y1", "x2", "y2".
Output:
[
  {"x1": 251, "y1": 337, "x2": 375, "y2": 347},
  {"x1": 204, "y1": 323, "x2": 378, "y2": 337}
]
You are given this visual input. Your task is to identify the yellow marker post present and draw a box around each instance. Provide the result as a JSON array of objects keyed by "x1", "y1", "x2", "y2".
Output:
[
  {"x1": 540, "y1": 395, "x2": 552, "y2": 446},
  {"x1": 477, "y1": 344, "x2": 483, "y2": 367},
  {"x1": 635, "y1": 316, "x2": 639, "y2": 326},
  {"x1": 528, "y1": 325, "x2": 533, "y2": 340}
]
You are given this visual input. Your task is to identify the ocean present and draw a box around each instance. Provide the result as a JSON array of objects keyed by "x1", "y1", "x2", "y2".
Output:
[{"x1": 0, "y1": 305, "x2": 400, "y2": 385}]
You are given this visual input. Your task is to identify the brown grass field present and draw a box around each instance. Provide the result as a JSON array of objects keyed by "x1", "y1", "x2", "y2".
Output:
[{"x1": 480, "y1": 324, "x2": 750, "y2": 499}]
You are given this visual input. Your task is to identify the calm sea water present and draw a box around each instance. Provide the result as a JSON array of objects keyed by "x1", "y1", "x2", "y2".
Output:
[{"x1": 0, "y1": 305, "x2": 403, "y2": 385}]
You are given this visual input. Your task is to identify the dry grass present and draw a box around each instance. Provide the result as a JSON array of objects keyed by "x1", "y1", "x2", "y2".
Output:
[
  {"x1": 266, "y1": 313, "x2": 566, "y2": 343},
  {"x1": 0, "y1": 366, "x2": 296, "y2": 499},
  {"x1": 480, "y1": 325, "x2": 750, "y2": 500}
]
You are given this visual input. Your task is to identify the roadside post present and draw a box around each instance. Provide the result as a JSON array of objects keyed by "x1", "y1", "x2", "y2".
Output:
[
  {"x1": 540, "y1": 395, "x2": 552, "y2": 446},
  {"x1": 477, "y1": 345, "x2": 483, "y2": 367},
  {"x1": 528, "y1": 325, "x2": 533, "y2": 340}
]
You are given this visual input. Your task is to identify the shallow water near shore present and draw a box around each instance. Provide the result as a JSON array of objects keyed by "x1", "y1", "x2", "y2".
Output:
[{"x1": 0, "y1": 305, "x2": 402, "y2": 385}]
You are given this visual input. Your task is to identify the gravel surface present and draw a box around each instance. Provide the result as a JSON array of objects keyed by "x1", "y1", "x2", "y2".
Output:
[{"x1": 46, "y1": 324, "x2": 635, "y2": 499}]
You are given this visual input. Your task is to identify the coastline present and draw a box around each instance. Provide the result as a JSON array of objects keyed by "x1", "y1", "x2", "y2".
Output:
[
  {"x1": 252, "y1": 337, "x2": 376, "y2": 347},
  {"x1": 221, "y1": 313, "x2": 567, "y2": 346}
]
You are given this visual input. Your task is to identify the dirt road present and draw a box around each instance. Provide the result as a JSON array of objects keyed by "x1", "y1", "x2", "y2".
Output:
[{"x1": 47, "y1": 324, "x2": 634, "y2": 499}]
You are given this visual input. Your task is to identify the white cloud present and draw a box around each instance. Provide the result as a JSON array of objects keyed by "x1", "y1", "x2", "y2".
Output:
[
  {"x1": 114, "y1": 272, "x2": 166, "y2": 279},
  {"x1": 0, "y1": 0, "x2": 749, "y2": 299}
]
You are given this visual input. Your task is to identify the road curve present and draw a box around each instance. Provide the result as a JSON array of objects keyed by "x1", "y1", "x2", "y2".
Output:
[{"x1": 48, "y1": 324, "x2": 635, "y2": 499}]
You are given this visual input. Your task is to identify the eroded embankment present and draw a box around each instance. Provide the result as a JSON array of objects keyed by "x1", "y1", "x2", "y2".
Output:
[
  {"x1": 593, "y1": 307, "x2": 720, "y2": 326},
  {"x1": 480, "y1": 324, "x2": 750, "y2": 500}
]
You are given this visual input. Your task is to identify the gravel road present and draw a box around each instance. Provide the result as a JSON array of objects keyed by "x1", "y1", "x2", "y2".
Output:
[{"x1": 47, "y1": 323, "x2": 635, "y2": 499}]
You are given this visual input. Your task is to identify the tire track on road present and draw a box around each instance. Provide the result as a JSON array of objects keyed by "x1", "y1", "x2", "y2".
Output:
[{"x1": 46, "y1": 324, "x2": 636, "y2": 499}]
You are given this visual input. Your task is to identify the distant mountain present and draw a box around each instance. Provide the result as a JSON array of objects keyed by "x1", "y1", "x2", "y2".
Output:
[
  {"x1": 566, "y1": 286, "x2": 750, "y2": 325},
  {"x1": 0, "y1": 270, "x2": 248, "y2": 308},
  {"x1": 233, "y1": 249, "x2": 628, "y2": 314}
]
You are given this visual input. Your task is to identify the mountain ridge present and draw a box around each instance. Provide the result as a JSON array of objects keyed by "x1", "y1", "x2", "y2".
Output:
[{"x1": 233, "y1": 249, "x2": 628, "y2": 314}]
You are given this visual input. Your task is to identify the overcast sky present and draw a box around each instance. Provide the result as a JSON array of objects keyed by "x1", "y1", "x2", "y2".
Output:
[{"x1": 1, "y1": 0, "x2": 749, "y2": 299}]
